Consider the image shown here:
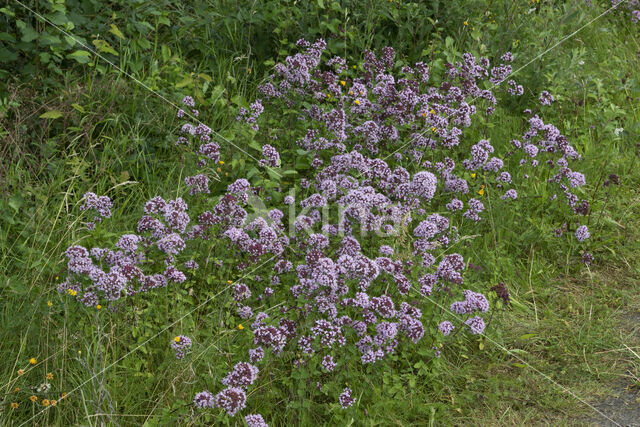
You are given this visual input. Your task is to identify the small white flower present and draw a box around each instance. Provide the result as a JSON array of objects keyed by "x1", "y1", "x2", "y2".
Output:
[
  {"x1": 37, "y1": 382, "x2": 51, "y2": 393},
  {"x1": 614, "y1": 127, "x2": 624, "y2": 137}
]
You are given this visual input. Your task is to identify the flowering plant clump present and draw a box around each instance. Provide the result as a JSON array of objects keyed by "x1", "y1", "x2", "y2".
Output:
[
  {"x1": 171, "y1": 335, "x2": 192, "y2": 359},
  {"x1": 610, "y1": 0, "x2": 640, "y2": 23},
  {"x1": 59, "y1": 40, "x2": 592, "y2": 422}
]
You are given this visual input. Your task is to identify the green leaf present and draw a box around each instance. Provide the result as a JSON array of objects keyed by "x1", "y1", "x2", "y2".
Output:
[
  {"x1": 20, "y1": 24, "x2": 38, "y2": 43},
  {"x1": 445, "y1": 36, "x2": 454, "y2": 49},
  {"x1": 67, "y1": 50, "x2": 91, "y2": 63},
  {"x1": 0, "y1": 7, "x2": 16, "y2": 18},
  {"x1": 39, "y1": 110, "x2": 63, "y2": 119},
  {"x1": 517, "y1": 333, "x2": 538, "y2": 341},
  {"x1": 176, "y1": 75, "x2": 193, "y2": 88},
  {"x1": 92, "y1": 39, "x2": 118, "y2": 56},
  {"x1": 39, "y1": 34, "x2": 61, "y2": 46},
  {"x1": 246, "y1": 167, "x2": 260, "y2": 179},
  {"x1": 267, "y1": 168, "x2": 281, "y2": 181},
  {"x1": 71, "y1": 103, "x2": 85, "y2": 113},
  {"x1": 0, "y1": 47, "x2": 18, "y2": 62},
  {"x1": 8, "y1": 196, "x2": 22, "y2": 212},
  {"x1": 109, "y1": 23, "x2": 125, "y2": 40},
  {"x1": 47, "y1": 12, "x2": 69, "y2": 26},
  {"x1": 248, "y1": 141, "x2": 262, "y2": 151},
  {"x1": 0, "y1": 32, "x2": 16, "y2": 43}
]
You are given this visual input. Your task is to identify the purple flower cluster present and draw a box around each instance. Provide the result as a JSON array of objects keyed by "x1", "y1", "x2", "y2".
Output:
[
  {"x1": 245, "y1": 414, "x2": 269, "y2": 427},
  {"x1": 438, "y1": 321, "x2": 455, "y2": 336},
  {"x1": 609, "y1": 0, "x2": 640, "y2": 23},
  {"x1": 215, "y1": 387, "x2": 247, "y2": 416},
  {"x1": 171, "y1": 335, "x2": 192, "y2": 359},
  {"x1": 575, "y1": 225, "x2": 590, "y2": 242},
  {"x1": 222, "y1": 362, "x2": 259, "y2": 387},
  {"x1": 193, "y1": 391, "x2": 215, "y2": 408},
  {"x1": 339, "y1": 387, "x2": 356, "y2": 408},
  {"x1": 259, "y1": 144, "x2": 281, "y2": 168},
  {"x1": 185, "y1": 174, "x2": 210, "y2": 196},
  {"x1": 80, "y1": 192, "x2": 113, "y2": 229}
]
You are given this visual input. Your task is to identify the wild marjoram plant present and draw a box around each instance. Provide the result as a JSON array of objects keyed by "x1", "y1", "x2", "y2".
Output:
[{"x1": 58, "y1": 39, "x2": 593, "y2": 424}]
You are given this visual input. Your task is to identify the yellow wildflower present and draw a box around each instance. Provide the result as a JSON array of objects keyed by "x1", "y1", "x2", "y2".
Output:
[
  {"x1": 217, "y1": 167, "x2": 222, "y2": 173},
  {"x1": 326, "y1": 93, "x2": 331, "y2": 98},
  {"x1": 478, "y1": 185, "x2": 485, "y2": 196},
  {"x1": 42, "y1": 399, "x2": 50, "y2": 407},
  {"x1": 18, "y1": 369, "x2": 24, "y2": 376},
  {"x1": 47, "y1": 301, "x2": 52, "y2": 307},
  {"x1": 238, "y1": 324, "x2": 244, "y2": 330},
  {"x1": 421, "y1": 112, "x2": 426, "y2": 117},
  {"x1": 51, "y1": 400, "x2": 57, "y2": 407},
  {"x1": 96, "y1": 304, "x2": 101, "y2": 310},
  {"x1": 340, "y1": 80, "x2": 346, "y2": 86},
  {"x1": 30, "y1": 395, "x2": 37, "y2": 402},
  {"x1": 349, "y1": 90, "x2": 354, "y2": 95},
  {"x1": 174, "y1": 336, "x2": 181, "y2": 343},
  {"x1": 471, "y1": 173, "x2": 476, "y2": 178},
  {"x1": 353, "y1": 65, "x2": 357, "y2": 69},
  {"x1": 29, "y1": 358, "x2": 37, "y2": 365},
  {"x1": 47, "y1": 372, "x2": 54, "y2": 380},
  {"x1": 14, "y1": 387, "x2": 20, "y2": 393},
  {"x1": 431, "y1": 127, "x2": 436, "y2": 132},
  {"x1": 61, "y1": 392, "x2": 67, "y2": 399},
  {"x1": 67, "y1": 289, "x2": 77, "y2": 296},
  {"x1": 227, "y1": 280, "x2": 233, "y2": 284},
  {"x1": 464, "y1": 21, "x2": 468, "y2": 26},
  {"x1": 355, "y1": 99, "x2": 360, "y2": 105},
  {"x1": 11, "y1": 402, "x2": 18, "y2": 409},
  {"x1": 225, "y1": 172, "x2": 228, "y2": 176},
  {"x1": 430, "y1": 109, "x2": 435, "y2": 114}
]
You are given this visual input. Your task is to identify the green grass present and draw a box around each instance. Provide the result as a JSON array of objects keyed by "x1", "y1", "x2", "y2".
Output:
[{"x1": 1, "y1": 1, "x2": 639, "y2": 425}]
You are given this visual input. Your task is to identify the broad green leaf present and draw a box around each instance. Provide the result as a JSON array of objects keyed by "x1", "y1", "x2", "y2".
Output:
[
  {"x1": 47, "y1": 11, "x2": 69, "y2": 26},
  {"x1": 20, "y1": 24, "x2": 38, "y2": 43},
  {"x1": 67, "y1": 50, "x2": 91, "y2": 63},
  {"x1": 267, "y1": 168, "x2": 281, "y2": 182},
  {"x1": 109, "y1": 23, "x2": 125, "y2": 40},
  {"x1": 176, "y1": 75, "x2": 193, "y2": 88},
  {"x1": 518, "y1": 333, "x2": 538, "y2": 340},
  {"x1": 248, "y1": 141, "x2": 262, "y2": 151},
  {"x1": 39, "y1": 110, "x2": 63, "y2": 119},
  {"x1": 92, "y1": 39, "x2": 118, "y2": 56},
  {"x1": 71, "y1": 103, "x2": 85, "y2": 113}
]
